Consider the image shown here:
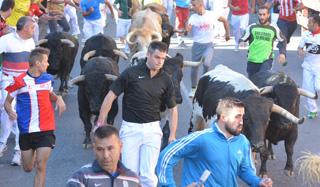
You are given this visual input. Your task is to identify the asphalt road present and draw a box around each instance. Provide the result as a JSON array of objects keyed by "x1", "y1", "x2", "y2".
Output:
[{"x1": 0, "y1": 14, "x2": 320, "y2": 187}]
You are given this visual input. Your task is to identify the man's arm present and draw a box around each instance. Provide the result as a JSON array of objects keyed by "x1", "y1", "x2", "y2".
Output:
[
  {"x1": 97, "y1": 90, "x2": 117, "y2": 126},
  {"x1": 274, "y1": 25, "x2": 287, "y2": 65},
  {"x1": 105, "y1": 0, "x2": 115, "y2": 18},
  {"x1": 50, "y1": 0, "x2": 65, "y2": 4},
  {"x1": 218, "y1": 16, "x2": 230, "y2": 41},
  {"x1": 4, "y1": 94, "x2": 17, "y2": 120},
  {"x1": 50, "y1": 91, "x2": 66, "y2": 116},
  {"x1": 297, "y1": 32, "x2": 307, "y2": 57},
  {"x1": 238, "y1": 141, "x2": 263, "y2": 186},
  {"x1": 168, "y1": 106, "x2": 178, "y2": 142},
  {"x1": 156, "y1": 134, "x2": 201, "y2": 186},
  {"x1": 238, "y1": 24, "x2": 252, "y2": 44},
  {"x1": 228, "y1": 0, "x2": 240, "y2": 11}
]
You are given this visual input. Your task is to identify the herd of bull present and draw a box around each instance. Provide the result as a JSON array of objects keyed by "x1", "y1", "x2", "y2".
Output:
[{"x1": 33, "y1": 3, "x2": 319, "y2": 181}]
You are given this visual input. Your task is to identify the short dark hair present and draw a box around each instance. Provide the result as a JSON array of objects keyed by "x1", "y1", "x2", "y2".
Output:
[
  {"x1": 29, "y1": 47, "x2": 50, "y2": 67},
  {"x1": 310, "y1": 14, "x2": 320, "y2": 26},
  {"x1": 147, "y1": 41, "x2": 168, "y2": 54},
  {"x1": 16, "y1": 16, "x2": 35, "y2": 31},
  {"x1": 93, "y1": 125, "x2": 120, "y2": 140},
  {"x1": 216, "y1": 97, "x2": 245, "y2": 120},
  {"x1": 258, "y1": 5, "x2": 270, "y2": 14},
  {"x1": 0, "y1": 0, "x2": 15, "y2": 11}
]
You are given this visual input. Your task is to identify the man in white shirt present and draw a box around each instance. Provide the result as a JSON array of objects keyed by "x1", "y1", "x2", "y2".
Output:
[{"x1": 186, "y1": 0, "x2": 230, "y2": 98}]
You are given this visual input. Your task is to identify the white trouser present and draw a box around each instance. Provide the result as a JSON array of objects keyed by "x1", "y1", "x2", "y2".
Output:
[
  {"x1": 120, "y1": 120, "x2": 162, "y2": 187},
  {"x1": 0, "y1": 73, "x2": 19, "y2": 151},
  {"x1": 163, "y1": 0, "x2": 174, "y2": 19},
  {"x1": 100, "y1": 3, "x2": 107, "y2": 29},
  {"x1": 116, "y1": 18, "x2": 131, "y2": 38},
  {"x1": 302, "y1": 67, "x2": 320, "y2": 112},
  {"x1": 231, "y1": 13, "x2": 249, "y2": 45},
  {"x1": 83, "y1": 19, "x2": 103, "y2": 41},
  {"x1": 64, "y1": 4, "x2": 81, "y2": 36},
  {"x1": 214, "y1": 7, "x2": 230, "y2": 37},
  {"x1": 271, "y1": 13, "x2": 279, "y2": 25}
]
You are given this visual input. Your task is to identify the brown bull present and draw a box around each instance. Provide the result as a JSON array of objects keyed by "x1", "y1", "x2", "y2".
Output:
[{"x1": 126, "y1": 8, "x2": 162, "y2": 55}]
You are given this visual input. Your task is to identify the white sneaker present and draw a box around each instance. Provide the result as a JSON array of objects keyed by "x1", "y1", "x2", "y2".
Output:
[
  {"x1": 0, "y1": 143, "x2": 7, "y2": 157},
  {"x1": 234, "y1": 44, "x2": 239, "y2": 52},
  {"x1": 11, "y1": 150, "x2": 21, "y2": 166},
  {"x1": 189, "y1": 87, "x2": 197, "y2": 98}
]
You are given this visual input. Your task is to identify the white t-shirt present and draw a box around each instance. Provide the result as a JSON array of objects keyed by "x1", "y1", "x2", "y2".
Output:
[
  {"x1": 188, "y1": 11, "x2": 219, "y2": 43},
  {"x1": 299, "y1": 31, "x2": 320, "y2": 70}
]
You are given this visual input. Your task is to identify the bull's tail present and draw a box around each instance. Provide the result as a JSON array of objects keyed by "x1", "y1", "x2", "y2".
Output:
[{"x1": 296, "y1": 151, "x2": 320, "y2": 186}]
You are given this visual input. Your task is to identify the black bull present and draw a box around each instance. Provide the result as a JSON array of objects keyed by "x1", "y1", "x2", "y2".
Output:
[
  {"x1": 80, "y1": 34, "x2": 128, "y2": 68},
  {"x1": 69, "y1": 57, "x2": 120, "y2": 148},
  {"x1": 188, "y1": 66, "x2": 307, "y2": 176},
  {"x1": 250, "y1": 71, "x2": 317, "y2": 176},
  {"x1": 38, "y1": 32, "x2": 79, "y2": 93}
]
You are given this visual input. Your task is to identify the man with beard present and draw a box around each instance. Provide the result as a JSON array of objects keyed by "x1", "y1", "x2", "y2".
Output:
[
  {"x1": 239, "y1": 5, "x2": 287, "y2": 79},
  {"x1": 156, "y1": 97, "x2": 273, "y2": 187}
]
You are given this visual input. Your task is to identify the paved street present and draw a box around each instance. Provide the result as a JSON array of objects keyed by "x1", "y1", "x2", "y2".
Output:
[{"x1": 1, "y1": 15, "x2": 320, "y2": 187}]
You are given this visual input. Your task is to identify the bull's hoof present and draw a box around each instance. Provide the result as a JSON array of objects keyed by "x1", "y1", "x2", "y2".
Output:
[
  {"x1": 268, "y1": 154, "x2": 276, "y2": 160},
  {"x1": 82, "y1": 137, "x2": 92, "y2": 149},
  {"x1": 284, "y1": 169, "x2": 294, "y2": 177}
]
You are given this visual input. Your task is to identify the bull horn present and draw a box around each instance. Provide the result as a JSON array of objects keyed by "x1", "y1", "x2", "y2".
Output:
[
  {"x1": 37, "y1": 39, "x2": 48, "y2": 46},
  {"x1": 151, "y1": 31, "x2": 162, "y2": 41},
  {"x1": 183, "y1": 56, "x2": 205, "y2": 67},
  {"x1": 61, "y1": 39, "x2": 75, "y2": 48},
  {"x1": 271, "y1": 104, "x2": 305, "y2": 124},
  {"x1": 166, "y1": 54, "x2": 171, "y2": 58},
  {"x1": 83, "y1": 50, "x2": 96, "y2": 61},
  {"x1": 113, "y1": 49, "x2": 129, "y2": 60},
  {"x1": 298, "y1": 88, "x2": 318, "y2": 99},
  {"x1": 126, "y1": 31, "x2": 137, "y2": 45},
  {"x1": 69, "y1": 75, "x2": 85, "y2": 85},
  {"x1": 105, "y1": 74, "x2": 118, "y2": 81},
  {"x1": 130, "y1": 50, "x2": 147, "y2": 64},
  {"x1": 259, "y1": 86, "x2": 273, "y2": 95}
]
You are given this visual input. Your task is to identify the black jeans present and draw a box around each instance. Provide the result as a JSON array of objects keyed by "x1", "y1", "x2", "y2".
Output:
[{"x1": 48, "y1": 13, "x2": 70, "y2": 33}]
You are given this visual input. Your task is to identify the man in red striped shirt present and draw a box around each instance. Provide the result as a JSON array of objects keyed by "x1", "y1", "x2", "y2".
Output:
[
  {"x1": 276, "y1": 0, "x2": 303, "y2": 44},
  {"x1": 0, "y1": 16, "x2": 35, "y2": 166}
]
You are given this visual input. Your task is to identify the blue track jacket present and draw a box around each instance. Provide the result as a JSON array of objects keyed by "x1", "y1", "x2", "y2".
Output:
[{"x1": 156, "y1": 122, "x2": 262, "y2": 187}]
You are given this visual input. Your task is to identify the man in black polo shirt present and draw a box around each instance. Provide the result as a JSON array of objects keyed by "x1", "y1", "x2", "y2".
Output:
[{"x1": 97, "y1": 41, "x2": 178, "y2": 187}]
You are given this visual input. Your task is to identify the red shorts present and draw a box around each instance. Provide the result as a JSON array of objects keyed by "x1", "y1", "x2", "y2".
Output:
[{"x1": 175, "y1": 6, "x2": 189, "y2": 30}]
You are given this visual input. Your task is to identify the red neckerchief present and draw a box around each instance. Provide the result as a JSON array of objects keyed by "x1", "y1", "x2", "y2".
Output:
[{"x1": 312, "y1": 28, "x2": 320, "y2": 36}]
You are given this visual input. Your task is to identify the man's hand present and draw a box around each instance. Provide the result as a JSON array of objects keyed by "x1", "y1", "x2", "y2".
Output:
[
  {"x1": 55, "y1": 96, "x2": 66, "y2": 116},
  {"x1": 2, "y1": 26, "x2": 9, "y2": 35},
  {"x1": 7, "y1": 110, "x2": 17, "y2": 120},
  {"x1": 225, "y1": 33, "x2": 230, "y2": 41},
  {"x1": 232, "y1": 6, "x2": 241, "y2": 11},
  {"x1": 187, "y1": 183, "x2": 203, "y2": 187},
  {"x1": 89, "y1": 7, "x2": 94, "y2": 13},
  {"x1": 277, "y1": 54, "x2": 286, "y2": 65},
  {"x1": 297, "y1": 48, "x2": 305, "y2": 57},
  {"x1": 168, "y1": 134, "x2": 176, "y2": 144},
  {"x1": 117, "y1": 10, "x2": 122, "y2": 17},
  {"x1": 239, "y1": 41, "x2": 246, "y2": 47},
  {"x1": 259, "y1": 178, "x2": 273, "y2": 187}
]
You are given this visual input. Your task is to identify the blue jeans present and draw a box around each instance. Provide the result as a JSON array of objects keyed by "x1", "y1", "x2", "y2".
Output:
[{"x1": 247, "y1": 59, "x2": 273, "y2": 79}]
